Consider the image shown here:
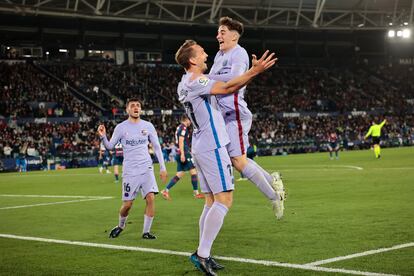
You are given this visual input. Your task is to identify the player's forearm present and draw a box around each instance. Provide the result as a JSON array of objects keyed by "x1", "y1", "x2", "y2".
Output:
[
  {"x1": 179, "y1": 137, "x2": 185, "y2": 155},
  {"x1": 221, "y1": 70, "x2": 256, "y2": 94},
  {"x1": 152, "y1": 142, "x2": 166, "y2": 171},
  {"x1": 101, "y1": 136, "x2": 116, "y2": 150},
  {"x1": 208, "y1": 64, "x2": 245, "y2": 82}
]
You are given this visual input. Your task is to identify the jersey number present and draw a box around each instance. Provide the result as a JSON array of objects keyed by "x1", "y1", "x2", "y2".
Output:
[
  {"x1": 124, "y1": 183, "x2": 131, "y2": 192},
  {"x1": 183, "y1": 102, "x2": 199, "y2": 130}
]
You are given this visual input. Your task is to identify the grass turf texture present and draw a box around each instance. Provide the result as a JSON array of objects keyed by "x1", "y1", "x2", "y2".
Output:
[{"x1": 0, "y1": 147, "x2": 413, "y2": 275}]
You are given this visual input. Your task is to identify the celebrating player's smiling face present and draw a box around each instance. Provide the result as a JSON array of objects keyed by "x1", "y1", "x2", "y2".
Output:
[
  {"x1": 216, "y1": 25, "x2": 238, "y2": 52},
  {"x1": 127, "y1": 101, "x2": 141, "y2": 119},
  {"x1": 190, "y1": 44, "x2": 208, "y2": 73}
]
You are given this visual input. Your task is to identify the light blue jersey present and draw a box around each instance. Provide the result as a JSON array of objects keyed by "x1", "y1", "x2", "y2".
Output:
[
  {"x1": 177, "y1": 73, "x2": 230, "y2": 154},
  {"x1": 101, "y1": 119, "x2": 166, "y2": 177},
  {"x1": 209, "y1": 44, "x2": 252, "y2": 122}
]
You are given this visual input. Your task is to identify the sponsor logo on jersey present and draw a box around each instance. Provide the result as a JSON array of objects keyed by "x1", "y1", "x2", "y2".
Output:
[
  {"x1": 125, "y1": 139, "x2": 147, "y2": 146},
  {"x1": 198, "y1": 77, "x2": 209, "y2": 86},
  {"x1": 141, "y1": 129, "x2": 148, "y2": 136}
]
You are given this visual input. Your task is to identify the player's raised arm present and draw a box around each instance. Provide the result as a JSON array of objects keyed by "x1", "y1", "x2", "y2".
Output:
[
  {"x1": 210, "y1": 50, "x2": 277, "y2": 95},
  {"x1": 98, "y1": 124, "x2": 121, "y2": 150},
  {"x1": 148, "y1": 124, "x2": 168, "y2": 183}
]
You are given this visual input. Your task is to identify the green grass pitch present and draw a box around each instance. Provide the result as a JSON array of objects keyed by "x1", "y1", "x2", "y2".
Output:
[{"x1": 1, "y1": 147, "x2": 413, "y2": 275}]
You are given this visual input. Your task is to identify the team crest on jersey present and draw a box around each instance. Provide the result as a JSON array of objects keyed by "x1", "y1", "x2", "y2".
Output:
[
  {"x1": 141, "y1": 129, "x2": 148, "y2": 135},
  {"x1": 198, "y1": 77, "x2": 209, "y2": 87}
]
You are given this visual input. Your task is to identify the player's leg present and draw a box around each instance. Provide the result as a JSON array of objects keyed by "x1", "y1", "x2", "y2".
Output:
[
  {"x1": 191, "y1": 148, "x2": 231, "y2": 273},
  {"x1": 140, "y1": 169, "x2": 159, "y2": 239},
  {"x1": 190, "y1": 168, "x2": 204, "y2": 198},
  {"x1": 328, "y1": 144, "x2": 333, "y2": 160},
  {"x1": 142, "y1": 192, "x2": 156, "y2": 239},
  {"x1": 335, "y1": 145, "x2": 339, "y2": 159},
  {"x1": 114, "y1": 164, "x2": 119, "y2": 182},
  {"x1": 109, "y1": 177, "x2": 139, "y2": 238},
  {"x1": 161, "y1": 170, "x2": 185, "y2": 200}
]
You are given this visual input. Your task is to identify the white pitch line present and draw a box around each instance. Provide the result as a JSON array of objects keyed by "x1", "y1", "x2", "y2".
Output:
[
  {"x1": 0, "y1": 194, "x2": 112, "y2": 199},
  {"x1": 305, "y1": 242, "x2": 414, "y2": 266},
  {"x1": 262, "y1": 165, "x2": 364, "y2": 171},
  {"x1": 0, "y1": 234, "x2": 397, "y2": 276},
  {"x1": 0, "y1": 197, "x2": 112, "y2": 210}
]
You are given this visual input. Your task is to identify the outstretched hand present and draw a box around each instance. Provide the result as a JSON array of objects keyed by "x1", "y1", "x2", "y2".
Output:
[
  {"x1": 97, "y1": 124, "x2": 106, "y2": 137},
  {"x1": 251, "y1": 50, "x2": 277, "y2": 74}
]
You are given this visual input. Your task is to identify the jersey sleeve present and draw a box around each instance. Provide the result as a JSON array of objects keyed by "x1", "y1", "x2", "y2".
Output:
[
  {"x1": 365, "y1": 126, "x2": 373, "y2": 139},
  {"x1": 189, "y1": 75, "x2": 217, "y2": 97},
  {"x1": 147, "y1": 123, "x2": 166, "y2": 171},
  {"x1": 101, "y1": 124, "x2": 122, "y2": 150}
]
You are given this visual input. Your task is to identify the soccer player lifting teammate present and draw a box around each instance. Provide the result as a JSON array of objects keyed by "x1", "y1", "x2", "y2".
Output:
[
  {"x1": 97, "y1": 98, "x2": 167, "y2": 240},
  {"x1": 175, "y1": 39, "x2": 276, "y2": 275},
  {"x1": 161, "y1": 114, "x2": 204, "y2": 200},
  {"x1": 208, "y1": 16, "x2": 286, "y2": 219}
]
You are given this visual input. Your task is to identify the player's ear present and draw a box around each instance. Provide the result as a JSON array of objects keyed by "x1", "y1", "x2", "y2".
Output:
[{"x1": 189, "y1": 57, "x2": 197, "y2": 66}]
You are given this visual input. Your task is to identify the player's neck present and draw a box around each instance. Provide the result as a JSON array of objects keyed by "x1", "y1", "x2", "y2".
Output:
[
  {"x1": 221, "y1": 43, "x2": 238, "y2": 53},
  {"x1": 188, "y1": 68, "x2": 202, "y2": 80},
  {"x1": 128, "y1": 116, "x2": 141, "y2": 123}
]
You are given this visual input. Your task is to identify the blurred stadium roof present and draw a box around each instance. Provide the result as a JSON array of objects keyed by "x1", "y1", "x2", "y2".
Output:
[{"x1": 0, "y1": 0, "x2": 413, "y2": 30}]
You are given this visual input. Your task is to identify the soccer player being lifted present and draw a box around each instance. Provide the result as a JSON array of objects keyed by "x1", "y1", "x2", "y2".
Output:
[
  {"x1": 209, "y1": 16, "x2": 285, "y2": 219},
  {"x1": 365, "y1": 118, "x2": 387, "y2": 159},
  {"x1": 161, "y1": 114, "x2": 204, "y2": 200},
  {"x1": 97, "y1": 98, "x2": 167, "y2": 240},
  {"x1": 175, "y1": 39, "x2": 276, "y2": 275}
]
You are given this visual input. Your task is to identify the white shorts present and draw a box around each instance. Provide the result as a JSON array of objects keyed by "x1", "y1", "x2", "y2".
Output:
[
  {"x1": 122, "y1": 169, "x2": 159, "y2": 201},
  {"x1": 193, "y1": 147, "x2": 234, "y2": 195},
  {"x1": 225, "y1": 118, "x2": 252, "y2": 158}
]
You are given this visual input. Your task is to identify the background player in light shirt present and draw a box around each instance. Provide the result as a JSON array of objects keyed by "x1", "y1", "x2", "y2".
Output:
[
  {"x1": 208, "y1": 16, "x2": 285, "y2": 219},
  {"x1": 161, "y1": 114, "x2": 204, "y2": 200},
  {"x1": 175, "y1": 39, "x2": 276, "y2": 275},
  {"x1": 97, "y1": 98, "x2": 167, "y2": 240}
]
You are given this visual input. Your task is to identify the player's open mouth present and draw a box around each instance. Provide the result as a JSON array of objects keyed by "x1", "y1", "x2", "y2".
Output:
[{"x1": 218, "y1": 41, "x2": 224, "y2": 45}]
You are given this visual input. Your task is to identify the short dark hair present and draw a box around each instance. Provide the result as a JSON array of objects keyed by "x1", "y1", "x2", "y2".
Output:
[
  {"x1": 126, "y1": 98, "x2": 142, "y2": 107},
  {"x1": 219, "y1": 16, "x2": 244, "y2": 36},
  {"x1": 175, "y1": 40, "x2": 197, "y2": 70}
]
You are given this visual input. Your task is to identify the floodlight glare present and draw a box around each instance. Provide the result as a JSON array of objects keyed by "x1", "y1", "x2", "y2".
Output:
[
  {"x1": 397, "y1": 30, "x2": 403, "y2": 37},
  {"x1": 388, "y1": 30, "x2": 395, "y2": 37},
  {"x1": 402, "y1": 29, "x2": 411, "y2": 38}
]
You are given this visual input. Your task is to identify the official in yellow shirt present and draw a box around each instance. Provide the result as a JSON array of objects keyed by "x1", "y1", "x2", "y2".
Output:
[{"x1": 364, "y1": 119, "x2": 387, "y2": 158}]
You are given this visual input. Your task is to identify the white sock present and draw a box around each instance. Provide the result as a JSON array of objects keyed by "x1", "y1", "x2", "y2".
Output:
[
  {"x1": 143, "y1": 215, "x2": 154, "y2": 233},
  {"x1": 119, "y1": 215, "x2": 128, "y2": 229},
  {"x1": 199, "y1": 205, "x2": 211, "y2": 241},
  {"x1": 197, "y1": 202, "x2": 228, "y2": 258}
]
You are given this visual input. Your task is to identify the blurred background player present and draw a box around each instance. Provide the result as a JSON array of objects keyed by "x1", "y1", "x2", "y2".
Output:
[
  {"x1": 16, "y1": 142, "x2": 28, "y2": 172},
  {"x1": 98, "y1": 98, "x2": 167, "y2": 240},
  {"x1": 98, "y1": 141, "x2": 111, "y2": 174},
  {"x1": 208, "y1": 16, "x2": 285, "y2": 219},
  {"x1": 365, "y1": 118, "x2": 387, "y2": 159},
  {"x1": 112, "y1": 142, "x2": 123, "y2": 182},
  {"x1": 327, "y1": 130, "x2": 340, "y2": 160},
  {"x1": 161, "y1": 115, "x2": 204, "y2": 200}
]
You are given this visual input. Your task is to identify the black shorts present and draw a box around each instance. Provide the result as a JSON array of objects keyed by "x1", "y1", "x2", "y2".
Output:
[{"x1": 372, "y1": 137, "x2": 380, "y2": 145}]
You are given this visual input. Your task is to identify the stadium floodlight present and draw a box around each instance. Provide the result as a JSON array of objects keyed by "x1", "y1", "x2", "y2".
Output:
[
  {"x1": 396, "y1": 30, "x2": 403, "y2": 37},
  {"x1": 59, "y1": 49, "x2": 68, "y2": 53},
  {"x1": 402, "y1": 29, "x2": 411, "y2": 38},
  {"x1": 388, "y1": 30, "x2": 395, "y2": 37},
  {"x1": 404, "y1": 22, "x2": 409, "y2": 26}
]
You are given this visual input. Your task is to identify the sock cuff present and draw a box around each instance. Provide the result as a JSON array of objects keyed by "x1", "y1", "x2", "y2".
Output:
[
  {"x1": 241, "y1": 161, "x2": 257, "y2": 178},
  {"x1": 144, "y1": 214, "x2": 154, "y2": 220},
  {"x1": 203, "y1": 205, "x2": 211, "y2": 211},
  {"x1": 173, "y1": 175, "x2": 180, "y2": 182},
  {"x1": 191, "y1": 175, "x2": 198, "y2": 181},
  {"x1": 212, "y1": 202, "x2": 228, "y2": 215}
]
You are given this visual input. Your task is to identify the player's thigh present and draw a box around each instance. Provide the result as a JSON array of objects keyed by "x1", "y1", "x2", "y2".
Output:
[
  {"x1": 193, "y1": 147, "x2": 234, "y2": 195},
  {"x1": 121, "y1": 176, "x2": 141, "y2": 201},
  {"x1": 138, "y1": 170, "x2": 159, "y2": 199},
  {"x1": 192, "y1": 155, "x2": 211, "y2": 194},
  {"x1": 225, "y1": 120, "x2": 251, "y2": 157}
]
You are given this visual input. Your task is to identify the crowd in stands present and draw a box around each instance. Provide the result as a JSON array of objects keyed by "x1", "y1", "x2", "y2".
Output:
[
  {"x1": 0, "y1": 62, "x2": 101, "y2": 118},
  {"x1": 0, "y1": 60, "x2": 413, "y2": 166}
]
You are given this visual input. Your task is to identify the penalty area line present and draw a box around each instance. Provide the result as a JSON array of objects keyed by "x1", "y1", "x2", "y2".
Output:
[
  {"x1": 305, "y1": 242, "x2": 414, "y2": 266},
  {"x1": 0, "y1": 234, "x2": 397, "y2": 276}
]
